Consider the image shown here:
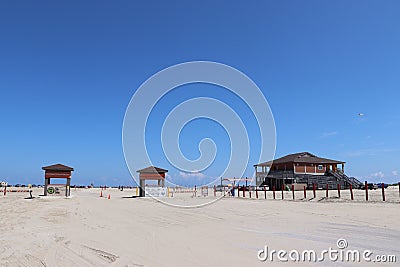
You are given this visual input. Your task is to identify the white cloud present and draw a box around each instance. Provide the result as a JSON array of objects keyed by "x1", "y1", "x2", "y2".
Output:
[
  {"x1": 392, "y1": 170, "x2": 398, "y2": 176},
  {"x1": 343, "y1": 147, "x2": 398, "y2": 157},
  {"x1": 322, "y1": 131, "x2": 337, "y2": 137},
  {"x1": 179, "y1": 172, "x2": 207, "y2": 179},
  {"x1": 370, "y1": 171, "x2": 385, "y2": 179}
]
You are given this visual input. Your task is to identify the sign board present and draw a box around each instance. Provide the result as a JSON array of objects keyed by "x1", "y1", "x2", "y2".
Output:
[
  {"x1": 46, "y1": 184, "x2": 66, "y2": 196},
  {"x1": 45, "y1": 172, "x2": 71, "y2": 179},
  {"x1": 145, "y1": 187, "x2": 167, "y2": 197},
  {"x1": 201, "y1": 186, "x2": 209, "y2": 197}
]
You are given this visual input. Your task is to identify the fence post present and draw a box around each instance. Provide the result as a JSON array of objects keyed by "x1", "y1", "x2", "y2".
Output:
[
  {"x1": 303, "y1": 186, "x2": 306, "y2": 199},
  {"x1": 292, "y1": 184, "x2": 295, "y2": 200},
  {"x1": 382, "y1": 183, "x2": 385, "y2": 202},
  {"x1": 313, "y1": 183, "x2": 316, "y2": 198},
  {"x1": 326, "y1": 184, "x2": 329, "y2": 198},
  {"x1": 249, "y1": 187, "x2": 252, "y2": 198},
  {"x1": 264, "y1": 186, "x2": 266, "y2": 199},
  {"x1": 281, "y1": 184, "x2": 284, "y2": 200},
  {"x1": 195, "y1": 185, "x2": 197, "y2": 197},
  {"x1": 365, "y1": 181, "x2": 368, "y2": 201},
  {"x1": 214, "y1": 185, "x2": 216, "y2": 197},
  {"x1": 273, "y1": 186, "x2": 276, "y2": 199},
  {"x1": 256, "y1": 188, "x2": 258, "y2": 199},
  {"x1": 337, "y1": 184, "x2": 341, "y2": 198},
  {"x1": 350, "y1": 184, "x2": 354, "y2": 200}
]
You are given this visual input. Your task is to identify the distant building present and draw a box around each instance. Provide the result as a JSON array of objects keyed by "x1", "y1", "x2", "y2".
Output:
[
  {"x1": 254, "y1": 152, "x2": 362, "y2": 189},
  {"x1": 1, "y1": 181, "x2": 8, "y2": 187}
]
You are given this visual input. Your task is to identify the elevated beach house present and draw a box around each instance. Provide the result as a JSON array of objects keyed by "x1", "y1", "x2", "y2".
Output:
[{"x1": 254, "y1": 152, "x2": 362, "y2": 190}]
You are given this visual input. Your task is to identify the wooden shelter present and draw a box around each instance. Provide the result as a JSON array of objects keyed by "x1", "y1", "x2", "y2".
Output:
[
  {"x1": 137, "y1": 166, "x2": 168, "y2": 197},
  {"x1": 42, "y1": 164, "x2": 74, "y2": 197}
]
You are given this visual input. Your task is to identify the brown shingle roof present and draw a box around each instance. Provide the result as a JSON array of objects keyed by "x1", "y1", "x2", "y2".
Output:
[
  {"x1": 254, "y1": 152, "x2": 345, "y2": 166},
  {"x1": 42, "y1": 164, "x2": 74, "y2": 171},
  {"x1": 136, "y1": 166, "x2": 168, "y2": 173}
]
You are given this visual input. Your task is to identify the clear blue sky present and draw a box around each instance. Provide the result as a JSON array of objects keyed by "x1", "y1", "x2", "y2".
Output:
[{"x1": 1, "y1": 0, "x2": 399, "y2": 186}]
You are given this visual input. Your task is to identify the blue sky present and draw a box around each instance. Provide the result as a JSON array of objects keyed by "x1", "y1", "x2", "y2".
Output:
[{"x1": 0, "y1": 0, "x2": 399, "y2": 185}]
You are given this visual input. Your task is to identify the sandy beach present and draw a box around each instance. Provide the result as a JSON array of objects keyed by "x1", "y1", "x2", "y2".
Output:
[
  {"x1": 0, "y1": 187, "x2": 399, "y2": 266},
  {"x1": 2, "y1": 1, "x2": 400, "y2": 266}
]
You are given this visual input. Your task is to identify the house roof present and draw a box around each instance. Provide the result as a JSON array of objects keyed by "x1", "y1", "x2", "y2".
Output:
[
  {"x1": 42, "y1": 164, "x2": 74, "y2": 171},
  {"x1": 254, "y1": 152, "x2": 345, "y2": 167},
  {"x1": 136, "y1": 166, "x2": 168, "y2": 173}
]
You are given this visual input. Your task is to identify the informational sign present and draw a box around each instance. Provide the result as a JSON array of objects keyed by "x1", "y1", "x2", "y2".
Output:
[
  {"x1": 201, "y1": 186, "x2": 209, "y2": 197},
  {"x1": 46, "y1": 185, "x2": 66, "y2": 196},
  {"x1": 145, "y1": 187, "x2": 167, "y2": 197}
]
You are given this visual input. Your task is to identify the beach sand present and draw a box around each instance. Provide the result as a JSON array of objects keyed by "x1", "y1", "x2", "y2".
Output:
[{"x1": 1, "y1": 187, "x2": 399, "y2": 266}]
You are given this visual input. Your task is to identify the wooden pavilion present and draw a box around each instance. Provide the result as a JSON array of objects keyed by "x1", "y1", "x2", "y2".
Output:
[
  {"x1": 136, "y1": 166, "x2": 168, "y2": 197},
  {"x1": 42, "y1": 164, "x2": 74, "y2": 197}
]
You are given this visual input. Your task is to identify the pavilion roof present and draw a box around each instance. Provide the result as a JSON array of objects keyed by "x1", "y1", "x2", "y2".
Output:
[
  {"x1": 136, "y1": 166, "x2": 168, "y2": 173},
  {"x1": 254, "y1": 152, "x2": 345, "y2": 167},
  {"x1": 42, "y1": 164, "x2": 74, "y2": 171}
]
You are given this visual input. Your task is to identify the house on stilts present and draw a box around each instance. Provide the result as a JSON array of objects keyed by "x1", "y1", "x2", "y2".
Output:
[{"x1": 254, "y1": 152, "x2": 362, "y2": 190}]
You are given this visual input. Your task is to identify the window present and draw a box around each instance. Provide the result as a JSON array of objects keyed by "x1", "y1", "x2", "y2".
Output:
[{"x1": 318, "y1": 165, "x2": 323, "y2": 170}]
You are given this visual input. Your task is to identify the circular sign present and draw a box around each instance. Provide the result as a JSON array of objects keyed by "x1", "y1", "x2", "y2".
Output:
[{"x1": 47, "y1": 187, "x2": 55, "y2": 194}]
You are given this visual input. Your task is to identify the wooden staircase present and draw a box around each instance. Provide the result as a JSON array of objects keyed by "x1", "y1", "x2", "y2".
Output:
[{"x1": 327, "y1": 170, "x2": 363, "y2": 189}]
